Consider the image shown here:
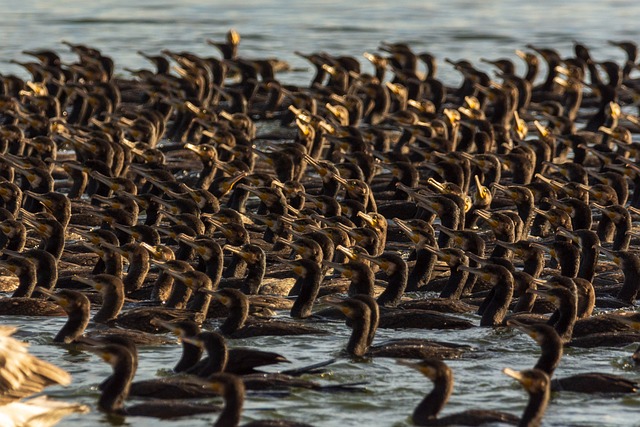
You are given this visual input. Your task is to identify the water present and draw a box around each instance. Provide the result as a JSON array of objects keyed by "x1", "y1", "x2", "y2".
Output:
[
  {"x1": 2, "y1": 0, "x2": 640, "y2": 86},
  {"x1": 1, "y1": 0, "x2": 640, "y2": 425}
]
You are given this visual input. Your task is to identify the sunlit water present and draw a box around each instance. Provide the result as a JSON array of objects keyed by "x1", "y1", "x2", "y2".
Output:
[{"x1": 1, "y1": 1, "x2": 640, "y2": 426}]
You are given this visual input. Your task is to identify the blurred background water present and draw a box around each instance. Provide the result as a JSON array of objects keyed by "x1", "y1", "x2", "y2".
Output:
[
  {"x1": 2, "y1": 0, "x2": 640, "y2": 85},
  {"x1": 1, "y1": 1, "x2": 640, "y2": 426}
]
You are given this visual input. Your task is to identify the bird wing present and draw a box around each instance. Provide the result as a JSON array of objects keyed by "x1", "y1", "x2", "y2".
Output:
[{"x1": 0, "y1": 327, "x2": 72, "y2": 404}]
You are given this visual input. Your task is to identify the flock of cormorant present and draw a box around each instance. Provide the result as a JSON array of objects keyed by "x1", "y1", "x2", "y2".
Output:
[{"x1": 1, "y1": 29, "x2": 640, "y2": 426}]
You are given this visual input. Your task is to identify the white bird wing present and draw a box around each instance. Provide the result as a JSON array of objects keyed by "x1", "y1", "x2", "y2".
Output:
[{"x1": 0, "y1": 326, "x2": 72, "y2": 404}]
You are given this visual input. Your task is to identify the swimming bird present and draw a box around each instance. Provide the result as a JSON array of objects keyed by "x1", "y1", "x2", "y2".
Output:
[
  {"x1": 206, "y1": 373, "x2": 315, "y2": 426},
  {"x1": 328, "y1": 295, "x2": 467, "y2": 359},
  {"x1": 82, "y1": 339, "x2": 222, "y2": 418},
  {"x1": 206, "y1": 288, "x2": 325, "y2": 338},
  {"x1": 396, "y1": 357, "x2": 549, "y2": 426},
  {"x1": 508, "y1": 319, "x2": 638, "y2": 393}
]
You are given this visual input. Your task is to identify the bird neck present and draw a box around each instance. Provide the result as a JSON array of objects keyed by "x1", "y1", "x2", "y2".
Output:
[
  {"x1": 187, "y1": 280, "x2": 212, "y2": 314},
  {"x1": 406, "y1": 249, "x2": 437, "y2": 292},
  {"x1": 102, "y1": 252, "x2": 123, "y2": 277},
  {"x1": 490, "y1": 93, "x2": 511, "y2": 129},
  {"x1": 11, "y1": 266, "x2": 37, "y2": 298},
  {"x1": 166, "y1": 279, "x2": 193, "y2": 309},
  {"x1": 491, "y1": 242, "x2": 512, "y2": 259},
  {"x1": 519, "y1": 381, "x2": 550, "y2": 427},
  {"x1": 376, "y1": 262, "x2": 408, "y2": 307},
  {"x1": 40, "y1": 224, "x2": 65, "y2": 260},
  {"x1": 55, "y1": 304, "x2": 90, "y2": 343},
  {"x1": 517, "y1": 202, "x2": 535, "y2": 238},
  {"x1": 413, "y1": 373, "x2": 453, "y2": 423},
  {"x1": 366, "y1": 303, "x2": 379, "y2": 347},
  {"x1": 290, "y1": 267, "x2": 322, "y2": 319},
  {"x1": 556, "y1": 245, "x2": 579, "y2": 278},
  {"x1": 617, "y1": 256, "x2": 640, "y2": 304},
  {"x1": 95, "y1": 286, "x2": 124, "y2": 323},
  {"x1": 534, "y1": 337, "x2": 562, "y2": 376},
  {"x1": 200, "y1": 336, "x2": 228, "y2": 377},
  {"x1": 197, "y1": 162, "x2": 218, "y2": 190},
  {"x1": 440, "y1": 263, "x2": 469, "y2": 300},
  {"x1": 612, "y1": 224, "x2": 631, "y2": 251},
  {"x1": 523, "y1": 61, "x2": 538, "y2": 84},
  {"x1": 223, "y1": 254, "x2": 247, "y2": 279},
  {"x1": 100, "y1": 352, "x2": 135, "y2": 413},
  {"x1": 480, "y1": 278, "x2": 514, "y2": 326},
  {"x1": 541, "y1": 56, "x2": 561, "y2": 91},
  {"x1": 215, "y1": 379, "x2": 244, "y2": 427},
  {"x1": 551, "y1": 294, "x2": 577, "y2": 342},
  {"x1": 321, "y1": 179, "x2": 340, "y2": 198},
  {"x1": 175, "y1": 242, "x2": 195, "y2": 261},
  {"x1": 348, "y1": 263, "x2": 375, "y2": 297},
  {"x1": 241, "y1": 255, "x2": 266, "y2": 295},
  {"x1": 522, "y1": 252, "x2": 544, "y2": 278},
  {"x1": 347, "y1": 310, "x2": 371, "y2": 357},
  {"x1": 221, "y1": 300, "x2": 249, "y2": 335},
  {"x1": 577, "y1": 241, "x2": 598, "y2": 282},
  {"x1": 175, "y1": 342, "x2": 204, "y2": 373},
  {"x1": 201, "y1": 248, "x2": 223, "y2": 290},
  {"x1": 123, "y1": 247, "x2": 150, "y2": 294},
  {"x1": 513, "y1": 277, "x2": 536, "y2": 313},
  {"x1": 33, "y1": 251, "x2": 58, "y2": 290}
]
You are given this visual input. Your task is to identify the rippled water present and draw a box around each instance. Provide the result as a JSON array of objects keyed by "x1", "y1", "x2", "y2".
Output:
[{"x1": 1, "y1": 0, "x2": 640, "y2": 426}]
